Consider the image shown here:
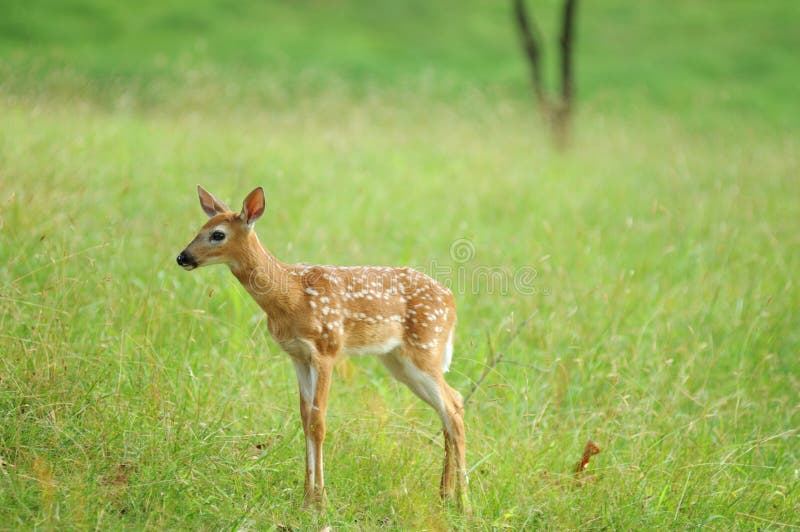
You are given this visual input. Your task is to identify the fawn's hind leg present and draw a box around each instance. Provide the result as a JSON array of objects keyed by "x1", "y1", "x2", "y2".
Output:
[
  {"x1": 442, "y1": 382, "x2": 468, "y2": 509},
  {"x1": 379, "y1": 350, "x2": 468, "y2": 510}
]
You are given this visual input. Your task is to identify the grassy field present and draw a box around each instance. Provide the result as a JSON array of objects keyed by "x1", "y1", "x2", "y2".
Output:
[{"x1": 1, "y1": 1, "x2": 798, "y2": 529}]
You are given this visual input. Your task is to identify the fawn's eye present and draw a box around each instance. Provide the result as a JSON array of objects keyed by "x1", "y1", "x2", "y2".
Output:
[{"x1": 210, "y1": 230, "x2": 226, "y2": 241}]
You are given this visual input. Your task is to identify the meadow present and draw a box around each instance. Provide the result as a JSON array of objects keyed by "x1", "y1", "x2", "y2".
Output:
[{"x1": 1, "y1": 1, "x2": 798, "y2": 529}]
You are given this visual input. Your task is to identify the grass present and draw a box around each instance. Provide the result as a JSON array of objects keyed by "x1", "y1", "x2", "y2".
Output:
[{"x1": 1, "y1": 0, "x2": 799, "y2": 529}]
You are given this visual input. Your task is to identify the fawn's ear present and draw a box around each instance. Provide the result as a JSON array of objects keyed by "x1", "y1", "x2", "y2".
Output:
[
  {"x1": 197, "y1": 185, "x2": 231, "y2": 217},
  {"x1": 240, "y1": 187, "x2": 265, "y2": 226}
]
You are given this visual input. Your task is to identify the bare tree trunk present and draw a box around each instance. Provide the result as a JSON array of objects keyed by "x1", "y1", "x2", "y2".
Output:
[{"x1": 513, "y1": 0, "x2": 579, "y2": 149}]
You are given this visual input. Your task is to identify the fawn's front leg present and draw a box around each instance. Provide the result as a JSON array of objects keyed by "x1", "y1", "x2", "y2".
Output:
[
  {"x1": 292, "y1": 356, "x2": 334, "y2": 508},
  {"x1": 309, "y1": 356, "x2": 333, "y2": 505},
  {"x1": 292, "y1": 359, "x2": 316, "y2": 504}
]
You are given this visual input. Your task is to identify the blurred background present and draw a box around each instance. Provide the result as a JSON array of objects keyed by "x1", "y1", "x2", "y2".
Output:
[{"x1": 2, "y1": 0, "x2": 797, "y2": 126}]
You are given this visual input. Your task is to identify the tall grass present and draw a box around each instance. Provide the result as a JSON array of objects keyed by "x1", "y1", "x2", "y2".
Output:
[{"x1": 2, "y1": 84, "x2": 797, "y2": 528}]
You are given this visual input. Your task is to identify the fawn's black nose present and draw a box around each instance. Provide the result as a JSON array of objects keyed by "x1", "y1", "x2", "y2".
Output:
[{"x1": 176, "y1": 251, "x2": 194, "y2": 268}]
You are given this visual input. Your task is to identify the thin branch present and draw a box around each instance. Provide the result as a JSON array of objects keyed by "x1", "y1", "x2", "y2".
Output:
[{"x1": 463, "y1": 310, "x2": 538, "y2": 408}]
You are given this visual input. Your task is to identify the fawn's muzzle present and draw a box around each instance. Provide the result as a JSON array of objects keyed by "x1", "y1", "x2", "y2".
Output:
[{"x1": 176, "y1": 251, "x2": 197, "y2": 270}]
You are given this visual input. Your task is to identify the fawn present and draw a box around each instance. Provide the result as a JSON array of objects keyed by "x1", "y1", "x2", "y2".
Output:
[{"x1": 177, "y1": 186, "x2": 468, "y2": 509}]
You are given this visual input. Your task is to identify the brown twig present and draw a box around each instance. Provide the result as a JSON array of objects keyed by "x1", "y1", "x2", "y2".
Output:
[{"x1": 463, "y1": 311, "x2": 538, "y2": 408}]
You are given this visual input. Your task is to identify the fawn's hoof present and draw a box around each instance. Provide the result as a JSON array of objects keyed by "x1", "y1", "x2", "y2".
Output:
[{"x1": 303, "y1": 488, "x2": 328, "y2": 510}]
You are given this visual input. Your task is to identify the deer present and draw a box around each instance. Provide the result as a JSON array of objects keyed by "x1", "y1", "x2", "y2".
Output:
[{"x1": 176, "y1": 186, "x2": 468, "y2": 510}]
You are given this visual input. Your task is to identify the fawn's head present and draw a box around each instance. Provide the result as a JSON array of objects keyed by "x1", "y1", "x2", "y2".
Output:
[{"x1": 177, "y1": 185, "x2": 265, "y2": 270}]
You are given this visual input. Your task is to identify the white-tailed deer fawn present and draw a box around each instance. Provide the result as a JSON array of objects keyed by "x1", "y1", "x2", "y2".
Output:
[{"x1": 177, "y1": 186, "x2": 468, "y2": 509}]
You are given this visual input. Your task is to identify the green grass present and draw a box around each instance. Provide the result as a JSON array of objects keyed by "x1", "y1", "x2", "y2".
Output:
[{"x1": 1, "y1": 0, "x2": 799, "y2": 529}]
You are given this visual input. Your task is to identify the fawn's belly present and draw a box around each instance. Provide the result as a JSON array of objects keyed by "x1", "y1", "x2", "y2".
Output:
[
  {"x1": 343, "y1": 337, "x2": 403, "y2": 356},
  {"x1": 278, "y1": 332, "x2": 405, "y2": 361}
]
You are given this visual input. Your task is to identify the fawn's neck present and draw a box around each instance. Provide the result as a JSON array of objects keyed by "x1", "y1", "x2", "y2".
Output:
[{"x1": 228, "y1": 232, "x2": 300, "y2": 316}]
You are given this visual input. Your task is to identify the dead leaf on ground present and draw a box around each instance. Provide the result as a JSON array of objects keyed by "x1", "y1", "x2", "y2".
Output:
[{"x1": 573, "y1": 440, "x2": 601, "y2": 486}]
